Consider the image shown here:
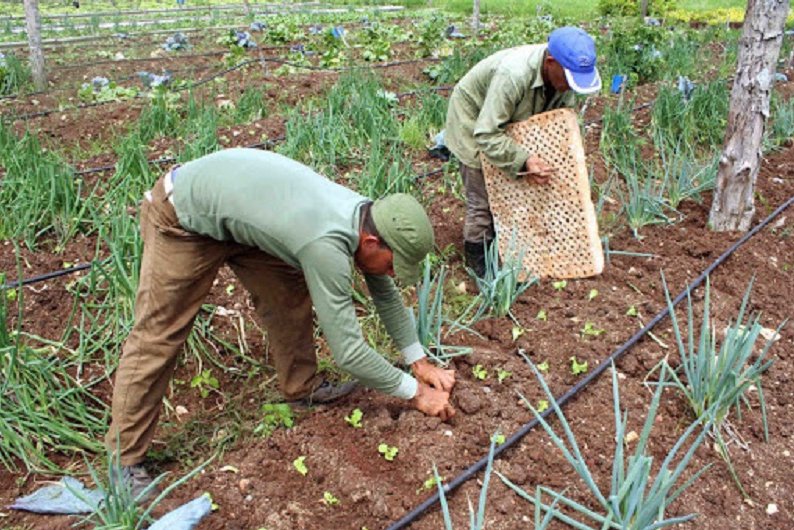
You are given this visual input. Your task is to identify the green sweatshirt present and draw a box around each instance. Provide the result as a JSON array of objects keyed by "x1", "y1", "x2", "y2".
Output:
[
  {"x1": 172, "y1": 148, "x2": 424, "y2": 399},
  {"x1": 444, "y1": 44, "x2": 576, "y2": 174}
]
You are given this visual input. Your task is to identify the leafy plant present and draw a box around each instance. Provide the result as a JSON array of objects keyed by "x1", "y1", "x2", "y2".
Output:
[
  {"x1": 503, "y1": 354, "x2": 712, "y2": 530},
  {"x1": 570, "y1": 356, "x2": 588, "y2": 375},
  {"x1": 472, "y1": 364, "x2": 488, "y2": 381},
  {"x1": 378, "y1": 443, "x2": 398, "y2": 461},
  {"x1": 580, "y1": 322, "x2": 605, "y2": 338},
  {"x1": 552, "y1": 280, "x2": 567, "y2": 291},
  {"x1": 323, "y1": 491, "x2": 340, "y2": 506},
  {"x1": 254, "y1": 403, "x2": 294, "y2": 437},
  {"x1": 0, "y1": 52, "x2": 30, "y2": 95},
  {"x1": 190, "y1": 369, "x2": 219, "y2": 398},
  {"x1": 293, "y1": 455, "x2": 308, "y2": 476},
  {"x1": 345, "y1": 408, "x2": 363, "y2": 428},
  {"x1": 497, "y1": 369, "x2": 512, "y2": 383},
  {"x1": 78, "y1": 78, "x2": 138, "y2": 103}
]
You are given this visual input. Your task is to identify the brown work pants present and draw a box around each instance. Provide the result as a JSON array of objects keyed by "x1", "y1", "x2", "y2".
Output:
[
  {"x1": 461, "y1": 164, "x2": 494, "y2": 243},
  {"x1": 106, "y1": 173, "x2": 320, "y2": 465}
]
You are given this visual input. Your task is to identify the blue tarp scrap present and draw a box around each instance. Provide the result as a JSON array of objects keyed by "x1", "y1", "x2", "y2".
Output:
[
  {"x1": 10, "y1": 479, "x2": 212, "y2": 529},
  {"x1": 9, "y1": 477, "x2": 102, "y2": 514}
]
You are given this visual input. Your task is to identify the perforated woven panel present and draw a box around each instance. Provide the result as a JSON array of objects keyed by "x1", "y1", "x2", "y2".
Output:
[{"x1": 480, "y1": 108, "x2": 604, "y2": 279}]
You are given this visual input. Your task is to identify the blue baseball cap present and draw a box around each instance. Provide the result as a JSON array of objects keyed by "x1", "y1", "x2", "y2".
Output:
[{"x1": 548, "y1": 27, "x2": 602, "y2": 95}]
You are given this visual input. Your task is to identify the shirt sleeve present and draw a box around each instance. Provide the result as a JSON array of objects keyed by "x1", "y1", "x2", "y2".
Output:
[
  {"x1": 364, "y1": 274, "x2": 426, "y2": 365},
  {"x1": 298, "y1": 241, "x2": 418, "y2": 399},
  {"x1": 472, "y1": 69, "x2": 530, "y2": 177}
]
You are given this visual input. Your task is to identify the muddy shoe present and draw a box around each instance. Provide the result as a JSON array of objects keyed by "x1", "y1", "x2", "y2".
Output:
[
  {"x1": 295, "y1": 379, "x2": 359, "y2": 405},
  {"x1": 113, "y1": 464, "x2": 157, "y2": 503}
]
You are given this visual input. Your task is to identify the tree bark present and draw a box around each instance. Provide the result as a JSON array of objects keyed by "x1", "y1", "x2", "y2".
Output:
[
  {"x1": 640, "y1": 0, "x2": 649, "y2": 17},
  {"x1": 709, "y1": 0, "x2": 789, "y2": 231},
  {"x1": 23, "y1": 0, "x2": 47, "y2": 90},
  {"x1": 472, "y1": 0, "x2": 480, "y2": 37}
]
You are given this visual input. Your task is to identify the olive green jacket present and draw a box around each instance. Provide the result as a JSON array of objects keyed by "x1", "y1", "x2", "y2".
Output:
[{"x1": 444, "y1": 44, "x2": 576, "y2": 174}]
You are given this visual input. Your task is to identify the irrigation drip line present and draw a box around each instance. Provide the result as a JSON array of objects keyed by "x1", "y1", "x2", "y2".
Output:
[{"x1": 385, "y1": 193, "x2": 794, "y2": 530}]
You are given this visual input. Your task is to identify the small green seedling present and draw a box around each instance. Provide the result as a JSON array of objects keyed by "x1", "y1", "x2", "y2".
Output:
[
  {"x1": 570, "y1": 356, "x2": 588, "y2": 375},
  {"x1": 497, "y1": 369, "x2": 512, "y2": 383},
  {"x1": 254, "y1": 403, "x2": 294, "y2": 437},
  {"x1": 293, "y1": 456, "x2": 308, "y2": 476},
  {"x1": 537, "y1": 360, "x2": 549, "y2": 373},
  {"x1": 536, "y1": 400, "x2": 549, "y2": 413},
  {"x1": 225, "y1": 283, "x2": 235, "y2": 295},
  {"x1": 588, "y1": 289, "x2": 599, "y2": 301},
  {"x1": 417, "y1": 474, "x2": 443, "y2": 494},
  {"x1": 536, "y1": 309, "x2": 547, "y2": 321},
  {"x1": 472, "y1": 364, "x2": 488, "y2": 380},
  {"x1": 345, "y1": 408, "x2": 363, "y2": 428},
  {"x1": 5, "y1": 289, "x2": 16, "y2": 301},
  {"x1": 322, "y1": 491, "x2": 339, "y2": 506},
  {"x1": 190, "y1": 369, "x2": 219, "y2": 398},
  {"x1": 491, "y1": 433, "x2": 506, "y2": 445},
  {"x1": 378, "y1": 443, "x2": 398, "y2": 462},
  {"x1": 581, "y1": 322, "x2": 605, "y2": 338},
  {"x1": 511, "y1": 326, "x2": 525, "y2": 341},
  {"x1": 552, "y1": 280, "x2": 568, "y2": 291},
  {"x1": 626, "y1": 305, "x2": 638, "y2": 317}
]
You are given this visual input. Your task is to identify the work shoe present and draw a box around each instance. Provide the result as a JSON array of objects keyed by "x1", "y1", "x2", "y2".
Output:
[
  {"x1": 292, "y1": 379, "x2": 359, "y2": 406},
  {"x1": 464, "y1": 240, "x2": 488, "y2": 278},
  {"x1": 112, "y1": 464, "x2": 157, "y2": 503}
]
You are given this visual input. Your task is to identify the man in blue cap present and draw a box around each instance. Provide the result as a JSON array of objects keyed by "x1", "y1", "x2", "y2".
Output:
[{"x1": 444, "y1": 26, "x2": 601, "y2": 276}]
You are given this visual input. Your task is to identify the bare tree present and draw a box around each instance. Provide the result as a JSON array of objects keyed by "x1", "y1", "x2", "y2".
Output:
[
  {"x1": 709, "y1": 0, "x2": 789, "y2": 231},
  {"x1": 23, "y1": 0, "x2": 46, "y2": 90}
]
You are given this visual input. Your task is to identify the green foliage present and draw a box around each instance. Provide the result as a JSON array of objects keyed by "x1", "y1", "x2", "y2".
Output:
[
  {"x1": 322, "y1": 491, "x2": 340, "y2": 505},
  {"x1": 599, "y1": 19, "x2": 667, "y2": 86},
  {"x1": 470, "y1": 234, "x2": 536, "y2": 321},
  {"x1": 0, "y1": 52, "x2": 31, "y2": 95},
  {"x1": 0, "y1": 123, "x2": 81, "y2": 248},
  {"x1": 345, "y1": 408, "x2": 363, "y2": 428},
  {"x1": 293, "y1": 455, "x2": 308, "y2": 475},
  {"x1": 254, "y1": 403, "x2": 294, "y2": 436},
  {"x1": 361, "y1": 22, "x2": 393, "y2": 62},
  {"x1": 267, "y1": 19, "x2": 305, "y2": 44},
  {"x1": 597, "y1": 0, "x2": 678, "y2": 16},
  {"x1": 569, "y1": 356, "x2": 589, "y2": 375},
  {"x1": 235, "y1": 86, "x2": 268, "y2": 122},
  {"x1": 580, "y1": 322, "x2": 605, "y2": 338},
  {"x1": 190, "y1": 369, "x2": 219, "y2": 398},
  {"x1": 378, "y1": 443, "x2": 399, "y2": 461},
  {"x1": 415, "y1": 13, "x2": 448, "y2": 58},
  {"x1": 0, "y1": 270, "x2": 107, "y2": 473},
  {"x1": 472, "y1": 364, "x2": 488, "y2": 380},
  {"x1": 659, "y1": 276, "x2": 777, "y2": 435},
  {"x1": 764, "y1": 92, "x2": 794, "y2": 152},
  {"x1": 78, "y1": 80, "x2": 138, "y2": 103},
  {"x1": 505, "y1": 355, "x2": 712, "y2": 529},
  {"x1": 178, "y1": 103, "x2": 219, "y2": 162}
]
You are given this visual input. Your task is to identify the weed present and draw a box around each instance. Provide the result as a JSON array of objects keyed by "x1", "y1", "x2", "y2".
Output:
[
  {"x1": 190, "y1": 369, "x2": 219, "y2": 398},
  {"x1": 254, "y1": 403, "x2": 294, "y2": 437}
]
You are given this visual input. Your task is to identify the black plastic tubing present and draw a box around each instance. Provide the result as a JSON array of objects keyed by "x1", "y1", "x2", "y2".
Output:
[{"x1": 387, "y1": 194, "x2": 794, "y2": 530}]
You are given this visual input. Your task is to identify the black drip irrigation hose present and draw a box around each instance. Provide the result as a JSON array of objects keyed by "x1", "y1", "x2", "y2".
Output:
[{"x1": 386, "y1": 193, "x2": 794, "y2": 530}]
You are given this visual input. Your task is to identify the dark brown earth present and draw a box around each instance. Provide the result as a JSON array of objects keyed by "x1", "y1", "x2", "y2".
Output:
[{"x1": 1, "y1": 28, "x2": 793, "y2": 530}]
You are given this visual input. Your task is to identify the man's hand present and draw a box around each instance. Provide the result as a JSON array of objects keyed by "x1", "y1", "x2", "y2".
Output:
[
  {"x1": 411, "y1": 382, "x2": 455, "y2": 421},
  {"x1": 519, "y1": 156, "x2": 556, "y2": 185},
  {"x1": 411, "y1": 358, "x2": 456, "y2": 392}
]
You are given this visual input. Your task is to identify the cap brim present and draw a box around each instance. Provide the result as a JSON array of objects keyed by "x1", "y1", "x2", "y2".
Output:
[
  {"x1": 564, "y1": 67, "x2": 602, "y2": 95},
  {"x1": 393, "y1": 252, "x2": 421, "y2": 285}
]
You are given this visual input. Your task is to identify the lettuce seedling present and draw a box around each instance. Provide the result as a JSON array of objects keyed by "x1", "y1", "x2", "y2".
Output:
[
  {"x1": 552, "y1": 280, "x2": 568, "y2": 291},
  {"x1": 345, "y1": 408, "x2": 363, "y2": 428},
  {"x1": 588, "y1": 289, "x2": 599, "y2": 300},
  {"x1": 581, "y1": 322, "x2": 605, "y2": 338},
  {"x1": 497, "y1": 369, "x2": 512, "y2": 383},
  {"x1": 322, "y1": 491, "x2": 339, "y2": 506},
  {"x1": 536, "y1": 309, "x2": 548, "y2": 321},
  {"x1": 378, "y1": 443, "x2": 398, "y2": 461},
  {"x1": 293, "y1": 456, "x2": 308, "y2": 476},
  {"x1": 570, "y1": 356, "x2": 588, "y2": 375},
  {"x1": 472, "y1": 364, "x2": 488, "y2": 380}
]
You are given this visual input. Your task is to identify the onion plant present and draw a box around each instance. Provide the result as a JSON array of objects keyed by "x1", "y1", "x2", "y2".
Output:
[
  {"x1": 468, "y1": 232, "x2": 536, "y2": 322},
  {"x1": 764, "y1": 93, "x2": 794, "y2": 152},
  {"x1": 414, "y1": 257, "x2": 472, "y2": 363},
  {"x1": 657, "y1": 275, "x2": 780, "y2": 494},
  {"x1": 0, "y1": 264, "x2": 107, "y2": 473},
  {"x1": 0, "y1": 52, "x2": 31, "y2": 95},
  {"x1": 501, "y1": 354, "x2": 712, "y2": 530},
  {"x1": 0, "y1": 122, "x2": 82, "y2": 249}
]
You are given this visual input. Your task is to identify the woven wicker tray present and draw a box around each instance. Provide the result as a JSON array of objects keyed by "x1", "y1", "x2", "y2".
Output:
[{"x1": 480, "y1": 108, "x2": 604, "y2": 279}]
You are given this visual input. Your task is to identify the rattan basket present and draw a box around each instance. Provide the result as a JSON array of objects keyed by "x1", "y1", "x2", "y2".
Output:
[{"x1": 480, "y1": 108, "x2": 604, "y2": 279}]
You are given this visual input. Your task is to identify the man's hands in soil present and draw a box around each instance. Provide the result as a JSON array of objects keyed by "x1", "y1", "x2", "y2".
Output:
[
  {"x1": 411, "y1": 382, "x2": 455, "y2": 421},
  {"x1": 411, "y1": 358, "x2": 456, "y2": 420},
  {"x1": 519, "y1": 156, "x2": 556, "y2": 185},
  {"x1": 411, "y1": 357, "x2": 455, "y2": 392}
]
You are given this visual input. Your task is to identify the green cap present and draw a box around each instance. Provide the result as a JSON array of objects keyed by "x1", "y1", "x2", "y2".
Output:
[{"x1": 371, "y1": 194, "x2": 435, "y2": 285}]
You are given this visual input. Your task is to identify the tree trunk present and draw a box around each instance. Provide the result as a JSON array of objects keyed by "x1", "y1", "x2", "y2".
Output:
[
  {"x1": 640, "y1": 0, "x2": 649, "y2": 16},
  {"x1": 23, "y1": 0, "x2": 46, "y2": 91},
  {"x1": 709, "y1": 0, "x2": 789, "y2": 231},
  {"x1": 243, "y1": 0, "x2": 252, "y2": 17},
  {"x1": 472, "y1": 0, "x2": 480, "y2": 37}
]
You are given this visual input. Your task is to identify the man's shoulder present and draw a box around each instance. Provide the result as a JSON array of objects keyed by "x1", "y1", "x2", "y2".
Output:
[{"x1": 494, "y1": 44, "x2": 546, "y2": 77}]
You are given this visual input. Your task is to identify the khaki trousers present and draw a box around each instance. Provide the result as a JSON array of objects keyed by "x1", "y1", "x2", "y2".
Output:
[
  {"x1": 106, "y1": 173, "x2": 320, "y2": 465},
  {"x1": 461, "y1": 164, "x2": 494, "y2": 243}
]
